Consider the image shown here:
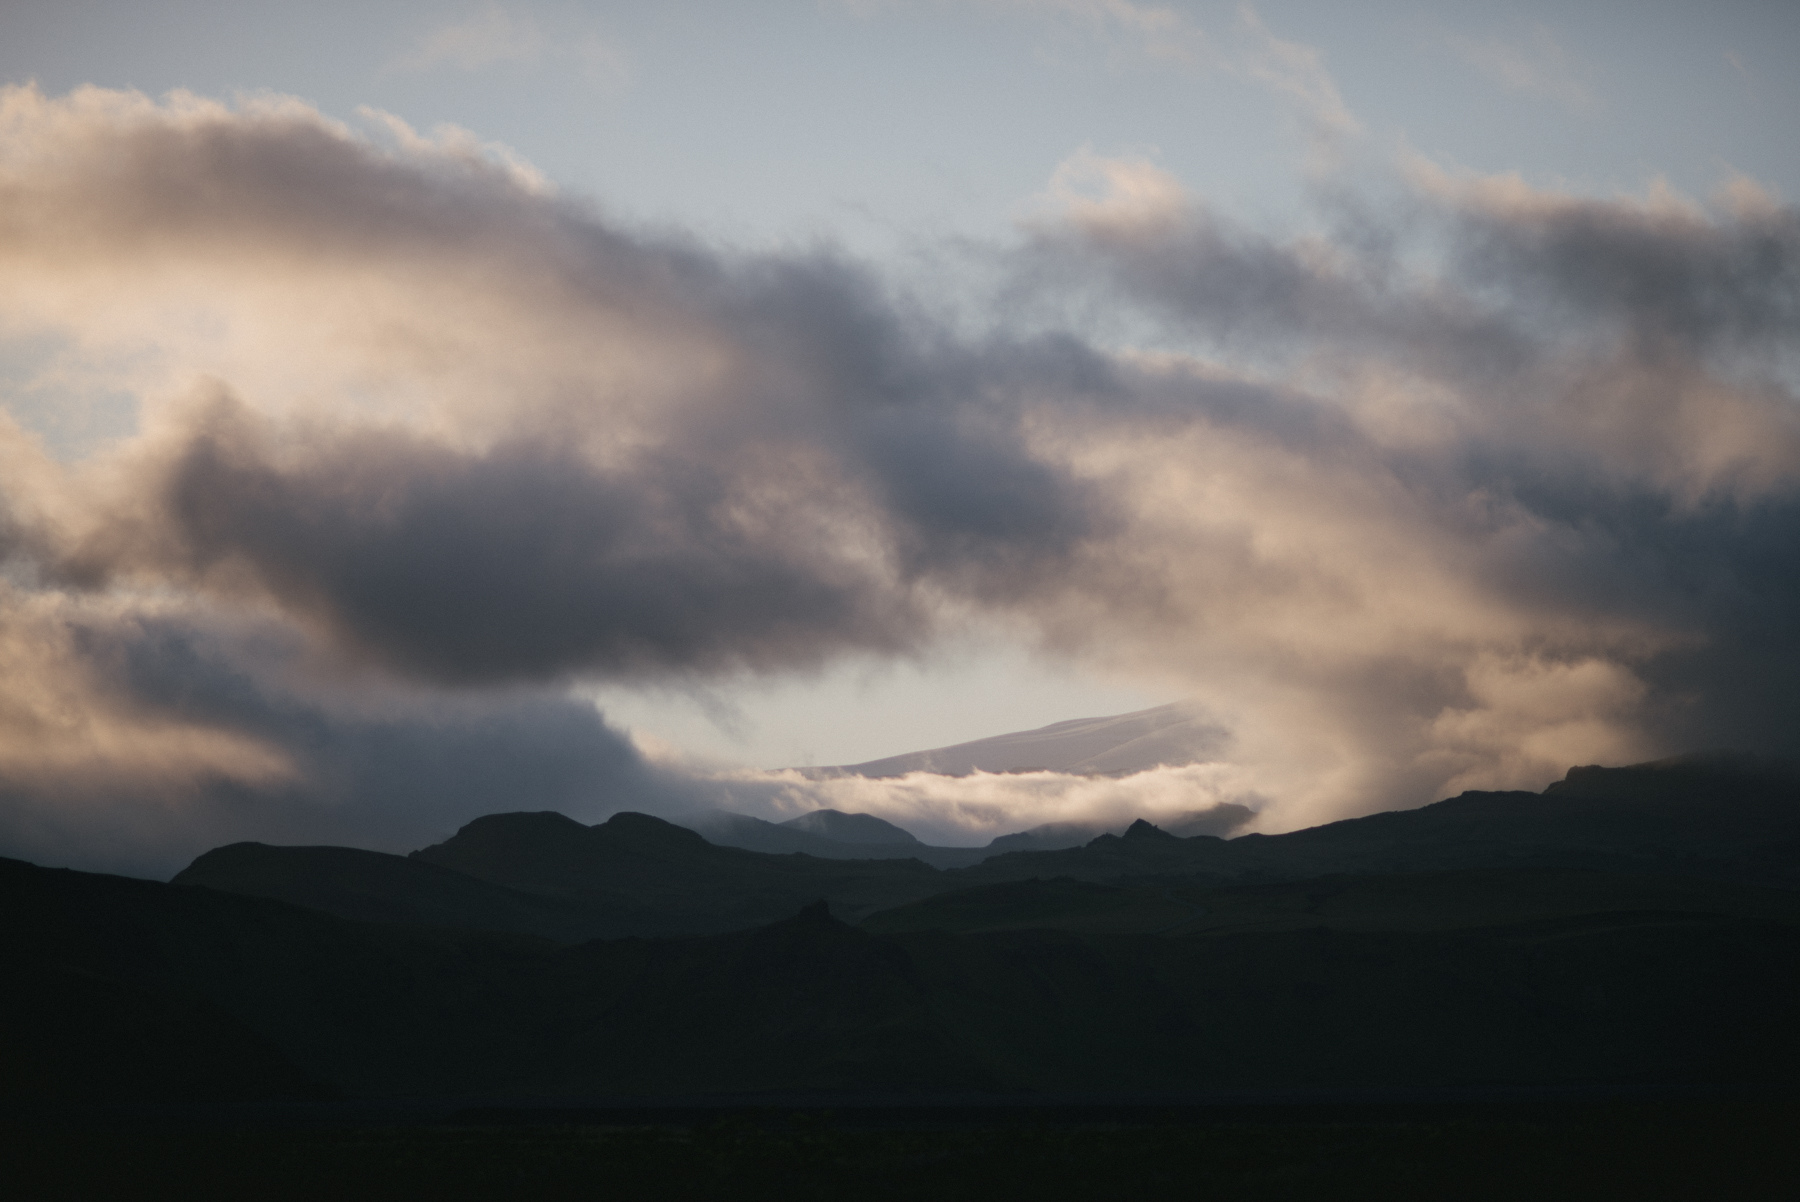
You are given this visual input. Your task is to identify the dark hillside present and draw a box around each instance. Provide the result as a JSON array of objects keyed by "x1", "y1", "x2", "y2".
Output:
[
  {"x1": 409, "y1": 810, "x2": 948, "y2": 932},
  {"x1": 9, "y1": 854, "x2": 1800, "y2": 1103},
  {"x1": 175, "y1": 842, "x2": 620, "y2": 941},
  {"x1": 954, "y1": 757, "x2": 1800, "y2": 888}
]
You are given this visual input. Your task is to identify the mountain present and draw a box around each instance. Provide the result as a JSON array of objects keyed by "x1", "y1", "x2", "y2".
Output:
[
  {"x1": 807, "y1": 700, "x2": 1228, "y2": 778},
  {"x1": 982, "y1": 802, "x2": 1256, "y2": 854},
  {"x1": 173, "y1": 842, "x2": 622, "y2": 942},
  {"x1": 176, "y1": 812, "x2": 959, "y2": 941},
  {"x1": 781, "y1": 808, "x2": 919, "y2": 844},
  {"x1": 675, "y1": 809, "x2": 993, "y2": 869},
  {"x1": 407, "y1": 810, "x2": 946, "y2": 931},
  {"x1": 862, "y1": 866, "x2": 1800, "y2": 937},
  {"x1": 953, "y1": 755, "x2": 1800, "y2": 890},
  {"x1": 11, "y1": 751, "x2": 1800, "y2": 1104},
  {"x1": 163, "y1": 754, "x2": 1800, "y2": 945}
]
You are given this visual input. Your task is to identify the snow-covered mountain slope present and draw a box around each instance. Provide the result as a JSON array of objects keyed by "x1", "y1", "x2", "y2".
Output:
[
  {"x1": 677, "y1": 703, "x2": 1251, "y2": 863},
  {"x1": 806, "y1": 701, "x2": 1229, "y2": 779}
]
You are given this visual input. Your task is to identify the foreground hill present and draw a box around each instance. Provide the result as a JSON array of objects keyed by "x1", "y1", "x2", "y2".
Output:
[
  {"x1": 861, "y1": 866, "x2": 1800, "y2": 937},
  {"x1": 8, "y1": 853, "x2": 1800, "y2": 1104},
  {"x1": 174, "y1": 842, "x2": 614, "y2": 942}
]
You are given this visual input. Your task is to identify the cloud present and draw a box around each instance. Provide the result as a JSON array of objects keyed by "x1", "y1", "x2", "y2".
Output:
[
  {"x1": 1, "y1": 83, "x2": 1797, "y2": 869},
  {"x1": 0, "y1": 592, "x2": 664, "y2": 878},
  {"x1": 387, "y1": 4, "x2": 630, "y2": 86},
  {"x1": 1447, "y1": 24, "x2": 1597, "y2": 112},
  {"x1": 698, "y1": 761, "x2": 1260, "y2": 847},
  {"x1": 1003, "y1": 0, "x2": 1209, "y2": 65},
  {"x1": 1233, "y1": 5, "x2": 1360, "y2": 166},
  {"x1": 0, "y1": 83, "x2": 1112, "y2": 691},
  {"x1": 1031, "y1": 146, "x2": 1188, "y2": 237},
  {"x1": 391, "y1": 3, "x2": 546, "y2": 73},
  {"x1": 1005, "y1": 156, "x2": 1800, "y2": 821},
  {"x1": 835, "y1": 1, "x2": 1208, "y2": 67}
]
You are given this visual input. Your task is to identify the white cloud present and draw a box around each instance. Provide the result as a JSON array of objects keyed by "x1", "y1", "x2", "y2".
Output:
[
  {"x1": 387, "y1": 3, "x2": 630, "y2": 86},
  {"x1": 1028, "y1": 145, "x2": 1188, "y2": 237},
  {"x1": 701, "y1": 761, "x2": 1258, "y2": 846},
  {"x1": 391, "y1": 3, "x2": 545, "y2": 73},
  {"x1": 357, "y1": 107, "x2": 554, "y2": 195},
  {"x1": 1447, "y1": 24, "x2": 1597, "y2": 113},
  {"x1": 830, "y1": 0, "x2": 1209, "y2": 66}
]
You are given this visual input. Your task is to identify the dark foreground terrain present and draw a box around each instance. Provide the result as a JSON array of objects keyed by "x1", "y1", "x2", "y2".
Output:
[
  {"x1": 7, "y1": 1097, "x2": 1798, "y2": 1201},
  {"x1": 5, "y1": 754, "x2": 1799, "y2": 1195}
]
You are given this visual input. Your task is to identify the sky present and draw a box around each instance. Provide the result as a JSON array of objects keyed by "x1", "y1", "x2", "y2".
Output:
[{"x1": 1, "y1": 1, "x2": 1796, "y2": 875}]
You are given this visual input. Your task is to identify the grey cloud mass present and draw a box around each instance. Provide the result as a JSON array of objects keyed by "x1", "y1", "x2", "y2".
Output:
[
  {"x1": 1, "y1": 85, "x2": 1798, "y2": 866},
  {"x1": 0, "y1": 596, "x2": 664, "y2": 878}
]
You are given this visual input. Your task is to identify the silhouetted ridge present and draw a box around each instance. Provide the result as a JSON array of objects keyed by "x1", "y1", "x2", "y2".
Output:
[
  {"x1": 1122, "y1": 819, "x2": 1175, "y2": 840},
  {"x1": 175, "y1": 841, "x2": 607, "y2": 940},
  {"x1": 779, "y1": 810, "x2": 921, "y2": 846},
  {"x1": 12, "y1": 752, "x2": 1800, "y2": 1103},
  {"x1": 678, "y1": 809, "x2": 990, "y2": 867},
  {"x1": 600, "y1": 811, "x2": 710, "y2": 847},
  {"x1": 409, "y1": 808, "x2": 943, "y2": 934}
]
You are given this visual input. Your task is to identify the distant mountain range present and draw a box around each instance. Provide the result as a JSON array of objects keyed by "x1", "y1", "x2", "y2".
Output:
[
  {"x1": 6, "y1": 752, "x2": 1798, "y2": 1104},
  {"x1": 674, "y1": 802, "x2": 1255, "y2": 867},
  {"x1": 673, "y1": 702, "x2": 1253, "y2": 862}
]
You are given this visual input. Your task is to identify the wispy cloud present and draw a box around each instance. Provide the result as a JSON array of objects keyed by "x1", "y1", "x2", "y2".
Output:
[
  {"x1": 700, "y1": 761, "x2": 1259, "y2": 846},
  {"x1": 1233, "y1": 5, "x2": 1360, "y2": 165},
  {"x1": 387, "y1": 3, "x2": 629, "y2": 84},
  {"x1": 1448, "y1": 24, "x2": 1597, "y2": 112},
  {"x1": 1003, "y1": 0, "x2": 1208, "y2": 64},
  {"x1": 1029, "y1": 145, "x2": 1187, "y2": 236},
  {"x1": 391, "y1": 3, "x2": 544, "y2": 73},
  {"x1": 832, "y1": 0, "x2": 1208, "y2": 67}
]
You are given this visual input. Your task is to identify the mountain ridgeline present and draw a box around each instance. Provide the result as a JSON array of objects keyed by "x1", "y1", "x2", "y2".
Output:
[{"x1": 7, "y1": 753, "x2": 1800, "y2": 1104}]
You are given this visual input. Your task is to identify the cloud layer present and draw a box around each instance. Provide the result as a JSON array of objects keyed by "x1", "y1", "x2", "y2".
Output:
[{"x1": 1, "y1": 83, "x2": 1796, "y2": 871}]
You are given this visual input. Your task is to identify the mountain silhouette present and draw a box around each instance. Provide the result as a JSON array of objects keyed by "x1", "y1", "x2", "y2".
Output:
[
  {"x1": 9, "y1": 753, "x2": 1800, "y2": 1105},
  {"x1": 406, "y1": 809, "x2": 943, "y2": 932},
  {"x1": 175, "y1": 842, "x2": 617, "y2": 941},
  {"x1": 675, "y1": 809, "x2": 993, "y2": 868},
  {"x1": 954, "y1": 756, "x2": 1800, "y2": 890},
  {"x1": 779, "y1": 809, "x2": 921, "y2": 844}
]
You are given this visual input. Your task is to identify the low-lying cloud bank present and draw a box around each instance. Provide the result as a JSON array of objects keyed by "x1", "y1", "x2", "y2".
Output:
[
  {"x1": 685, "y1": 762, "x2": 1260, "y2": 848},
  {"x1": 0, "y1": 84, "x2": 1796, "y2": 873}
]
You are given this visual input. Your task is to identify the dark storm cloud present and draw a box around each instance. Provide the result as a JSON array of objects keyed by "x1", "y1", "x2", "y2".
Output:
[
  {"x1": 1445, "y1": 186, "x2": 1800, "y2": 354},
  {"x1": 50, "y1": 346, "x2": 1112, "y2": 685},
  {"x1": 0, "y1": 88, "x2": 1119, "y2": 683},
  {"x1": 0, "y1": 603, "x2": 667, "y2": 878},
  {"x1": 124, "y1": 394, "x2": 927, "y2": 683}
]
